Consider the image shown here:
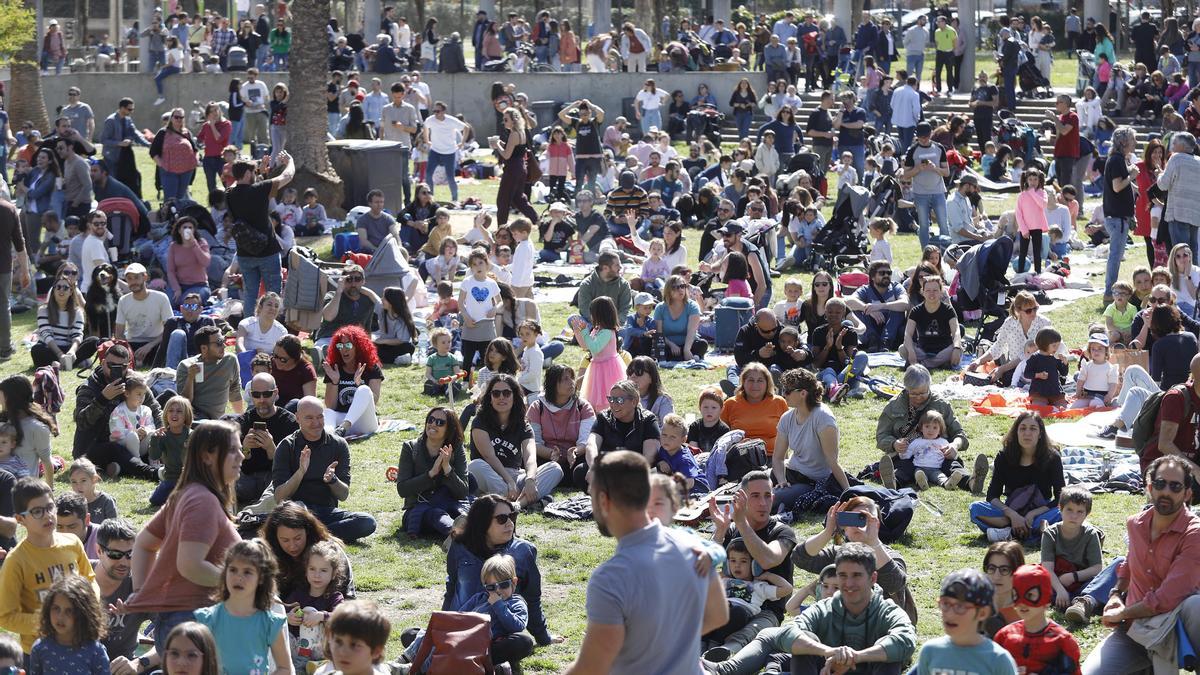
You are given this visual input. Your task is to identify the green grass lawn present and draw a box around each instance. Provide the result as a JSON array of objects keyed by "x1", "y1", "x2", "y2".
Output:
[{"x1": 29, "y1": 81, "x2": 1142, "y2": 670}]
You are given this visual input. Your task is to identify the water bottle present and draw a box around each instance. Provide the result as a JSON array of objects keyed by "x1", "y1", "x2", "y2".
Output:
[{"x1": 417, "y1": 331, "x2": 429, "y2": 366}]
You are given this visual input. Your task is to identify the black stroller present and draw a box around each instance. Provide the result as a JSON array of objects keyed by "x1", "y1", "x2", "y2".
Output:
[
  {"x1": 685, "y1": 105, "x2": 726, "y2": 146},
  {"x1": 1018, "y1": 50, "x2": 1053, "y2": 99},
  {"x1": 866, "y1": 174, "x2": 900, "y2": 220},
  {"x1": 810, "y1": 185, "x2": 870, "y2": 271},
  {"x1": 952, "y1": 235, "x2": 1021, "y2": 353}
]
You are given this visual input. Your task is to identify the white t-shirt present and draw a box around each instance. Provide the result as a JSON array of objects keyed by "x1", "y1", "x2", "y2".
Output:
[
  {"x1": 166, "y1": 46, "x2": 186, "y2": 69},
  {"x1": 511, "y1": 239, "x2": 535, "y2": 287},
  {"x1": 903, "y1": 437, "x2": 949, "y2": 470},
  {"x1": 241, "y1": 80, "x2": 270, "y2": 113},
  {"x1": 238, "y1": 316, "x2": 288, "y2": 353},
  {"x1": 518, "y1": 345, "x2": 543, "y2": 394},
  {"x1": 869, "y1": 238, "x2": 892, "y2": 264},
  {"x1": 115, "y1": 290, "x2": 174, "y2": 342},
  {"x1": 424, "y1": 115, "x2": 467, "y2": 155},
  {"x1": 1077, "y1": 360, "x2": 1119, "y2": 394},
  {"x1": 460, "y1": 276, "x2": 500, "y2": 323},
  {"x1": 635, "y1": 89, "x2": 665, "y2": 112},
  {"x1": 80, "y1": 235, "x2": 110, "y2": 293},
  {"x1": 724, "y1": 578, "x2": 780, "y2": 614}
]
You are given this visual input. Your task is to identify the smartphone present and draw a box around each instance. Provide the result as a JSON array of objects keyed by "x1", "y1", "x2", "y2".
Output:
[
  {"x1": 253, "y1": 421, "x2": 268, "y2": 432},
  {"x1": 109, "y1": 364, "x2": 126, "y2": 381},
  {"x1": 836, "y1": 511, "x2": 867, "y2": 528}
]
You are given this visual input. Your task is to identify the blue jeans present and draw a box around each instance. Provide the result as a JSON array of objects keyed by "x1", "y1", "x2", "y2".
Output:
[
  {"x1": 538, "y1": 249, "x2": 561, "y2": 263},
  {"x1": 1002, "y1": 67, "x2": 1017, "y2": 105},
  {"x1": 307, "y1": 505, "x2": 377, "y2": 542},
  {"x1": 897, "y1": 127, "x2": 915, "y2": 155},
  {"x1": 165, "y1": 329, "x2": 190, "y2": 370},
  {"x1": 968, "y1": 501, "x2": 1062, "y2": 538},
  {"x1": 1103, "y1": 216, "x2": 1131, "y2": 297},
  {"x1": 270, "y1": 53, "x2": 288, "y2": 71},
  {"x1": 328, "y1": 112, "x2": 341, "y2": 137},
  {"x1": 1079, "y1": 557, "x2": 1123, "y2": 607},
  {"x1": 791, "y1": 244, "x2": 811, "y2": 267},
  {"x1": 906, "y1": 53, "x2": 925, "y2": 82},
  {"x1": 154, "y1": 65, "x2": 180, "y2": 95},
  {"x1": 1169, "y1": 220, "x2": 1199, "y2": 261},
  {"x1": 161, "y1": 170, "x2": 190, "y2": 201},
  {"x1": 734, "y1": 110, "x2": 752, "y2": 139},
  {"x1": 171, "y1": 283, "x2": 210, "y2": 308},
  {"x1": 641, "y1": 108, "x2": 663, "y2": 136},
  {"x1": 857, "y1": 309, "x2": 905, "y2": 352},
  {"x1": 426, "y1": 150, "x2": 459, "y2": 202},
  {"x1": 255, "y1": 44, "x2": 270, "y2": 69},
  {"x1": 912, "y1": 192, "x2": 948, "y2": 248},
  {"x1": 1191, "y1": 62, "x2": 1200, "y2": 90},
  {"x1": 817, "y1": 352, "x2": 870, "y2": 391},
  {"x1": 149, "y1": 479, "x2": 177, "y2": 508},
  {"x1": 153, "y1": 610, "x2": 196, "y2": 654},
  {"x1": 230, "y1": 118, "x2": 245, "y2": 149},
  {"x1": 238, "y1": 253, "x2": 283, "y2": 300}
]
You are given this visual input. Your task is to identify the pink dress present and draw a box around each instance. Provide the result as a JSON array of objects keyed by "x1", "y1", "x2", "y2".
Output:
[
  {"x1": 1015, "y1": 189, "x2": 1049, "y2": 235},
  {"x1": 579, "y1": 328, "x2": 623, "y2": 413}
]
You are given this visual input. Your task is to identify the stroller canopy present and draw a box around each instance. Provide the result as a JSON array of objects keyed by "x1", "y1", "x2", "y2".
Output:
[{"x1": 364, "y1": 234, "x2": 420, "y2": 300}]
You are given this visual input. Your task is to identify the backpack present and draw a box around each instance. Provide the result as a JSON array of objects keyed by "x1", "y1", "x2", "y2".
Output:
[
  {"x1": 724, "y1": 438, "x2": 767, "y2": 483},
  {"x1": 410, "y1": 611, "x2": 493, "y2": 675},
  {"x1": 839, "y1": 484, "x2": 916, "y2": 544},
  {"x1": 230, "y1": 218, "x2": 271, "y2": 257},
  {"x1": 1131, "y1": 384, "x2": 1192, "y2": 455}
]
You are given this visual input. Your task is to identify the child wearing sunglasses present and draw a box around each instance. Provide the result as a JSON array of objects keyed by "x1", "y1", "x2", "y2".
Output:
[{"x1": 403, "y1": 553, "x2": 530, "y2": 671}]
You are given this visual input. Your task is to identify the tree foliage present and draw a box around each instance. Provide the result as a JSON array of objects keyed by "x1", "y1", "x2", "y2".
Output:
[{"x1": 0, "y1": 0, "x2": 36, "y2": 60}]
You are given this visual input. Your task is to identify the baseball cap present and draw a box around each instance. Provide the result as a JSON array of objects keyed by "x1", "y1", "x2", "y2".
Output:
[
  {"x1": 958, "y1": 175, "x2": 979, "y2": 187},
  {"x1": 634, "y1": 292, "x2": 656, "y2": 307},
  {"x1": 124, "y1": 262, "x2": 148, "y2": 276},
  {"x1": 915, "y1": 122, "x2": 933, "y2": 137},
  {"x1": 940, "y1": 568, "x2": 994, "y2": 607},
  {"x1": 717, "y1": 222, "x2": 746, "y2": 237},
  {"x1": 1087, "y1": 333, "x2": 1110, "y2": 348},
  {"x1": 548, "y1": 202, "x2": 569, "y2": 213},
  {"x1": 1012, "y1": 564, "x2": 1052, "y2": 607}
]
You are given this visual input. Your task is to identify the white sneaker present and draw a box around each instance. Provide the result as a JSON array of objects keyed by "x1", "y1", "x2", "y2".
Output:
[
  {"x1": 914, "y1": 470, "x2": 929, "y2": 491},
  {"x1": 986, "y1": 527, "x2": 1012, "y2": 542},
  {"x1": 394, "y1": 354, "x2": 413, "y2": 366},
  {"x1": 153, "y1": 96, "x2": 166, "y2": 105},
  {"x1": 60, "y1": 353, "x2": 74, "y2": 371}
]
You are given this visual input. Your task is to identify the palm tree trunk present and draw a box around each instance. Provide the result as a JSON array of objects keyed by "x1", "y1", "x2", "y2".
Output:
[
  {"x1": 288, "y1": 0, "x2": 345, "y2": 216},
  {"x1": 11, "y1": 0, "x2": 49, "y2": 132}
]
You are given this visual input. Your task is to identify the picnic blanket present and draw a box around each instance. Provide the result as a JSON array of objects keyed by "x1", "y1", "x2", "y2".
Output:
[
  {"x1": 1059, "y1": 445, "x2": 1142, "y2": 493},
  {"x1": 970, "y1": 392, "x2": 1113, "y2": 419},
  {"x1": 344, "y1": 419, "x2": 416, "y2": 442},
  {"x1": 968, "y1": 168, "x2": 1020, "y2": 193}
]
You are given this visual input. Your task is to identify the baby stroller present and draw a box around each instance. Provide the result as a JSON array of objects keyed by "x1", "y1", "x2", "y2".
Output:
[
  {"x1": 1017, "y1": 50, "x2": 1053, "y2": 99},
  {"x1": 951, "y1": 236, "x2": 1016, "y2": 353},
  {"x1": 997, "y1": 112, "x2": 1045, "y2": 166},
  {"x1": 809, "y1": 184, "x2": 870, "y2": 271},
  {"x1": 685, "y1": 105, "x2": 725, "y2": 146},
  {"x1": 866, "y1": 174, "x2": 900, "y2": 219},
  {"x1": 1076, "y1": 50, "x2": 1097, "y2": 96}
]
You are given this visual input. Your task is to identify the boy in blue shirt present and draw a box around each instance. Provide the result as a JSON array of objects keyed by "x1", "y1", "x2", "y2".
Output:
[{"x1": 913, "y1": 568, "x2": 1018, "y2": 675}]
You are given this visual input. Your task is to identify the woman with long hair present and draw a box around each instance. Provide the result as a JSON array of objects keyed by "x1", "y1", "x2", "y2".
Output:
[
  {"x1": 375, "y1": 286, "x2": 418, "y2": 364},
  {"x1": 32, "y1": 277, "x2": 97, "y2": 370},
  {"x1": 800, "y1": 270, "x2": 838, "y2": 334},
  {"x1": 420, "y1": 18, "x2": 441, "y2": 71},
  {"x1": 527, "y1": 363, "x2": 595, "y2": 486},
  {"x1": 1135, "y1": 138, "x2": 1168, "y2": 264},
  {"x1": 268, "y1": 83, "x2": 289, "y2": 159},
  {"x1": 150, "y1": 106, "x2": 198, "y2": 201},
  {"x1": 153, "y1": 35, "x2": 185, "y2": 104},
  {"x1": 491, "y1": 108, "x2": 538, "y2": 227},
  {"x1": 270, "y1": 334, "x2": 317, "y2": 409},
  {"x1": 396, "y1": 405, "x2": 469, "y2": 539},
  {"x1": 166, "y1": 216, "x2": 212, "y2": 307},
  {"x1": 342, "y1": 102, "x2": 375, "y2": 140},
  {"x1": 20, "y1": 148, "x2": 58, "y2": 248},
  {"x1": 227, "y1": 78, "x2": 246, "y2": 150},
  {"x1": 236, "y1": 292, "x2": 287, "y2": 355},
  {"x1": 495, "y1": 283, "x2": 564, "y2": 362},
  {"x1": 729, "y1": 77, "x2": 758, "y2": 139},
  {"x1": 1169, "y1": 242, "x2": 1200, "y2": 317},
  {"x1": 627, "y1": 356, "x2": 673, "y2": 420},
  {"x1": 197, "y1": 102, "x2": 231, "y2": 194},
  {"x1": 84, "y1": 263, "x2": 121, "y2": 338},
  {"x1": 322, "y1": 325, "x2": 383, "y2": 437},
  {"x1": 124, "y1": 421, "x2": 245, "y2": 652},
  {"x1": 0, "y1": 375, "x2": 55, "y2": 486},
  {"x1": 967, "y1": 290, "x2": 1056, "y2": 386},
  {"x1": 468, "y1": 374, "x2": 564, "y2": 508},
  {"x1": 968, "y1": 412, "x2": 1065, "y2": 541},
  {"x1": 653, "y1": 274, "x2": 709, "y2": 361},
  {"x1": 259, "y1": 500, "x2": 355, "y2": 599},
  {"x1": 982, "y1": 542, "x2": 1025, "y2": 635}
]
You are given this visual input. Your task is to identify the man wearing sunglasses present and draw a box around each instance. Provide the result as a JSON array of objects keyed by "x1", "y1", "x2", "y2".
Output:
[
  {"x1": 161, "y1": 291, "x2": 218, "y2": 369},
  {"x1": 175, "y1": 324, "x2": 243, "y2": 420},
  {"x1": 708, "y1": 222, "x2": 770, "y2": 310},
  {"x1": 1080, "y1": 456, "x2": 1200, "y2": 674},
  {"x1": 845, "y1": 260, "x2": 907, "y2": 353},
  {"x1": 581, "y1": 381, "x2": 661, "y2": 489},
  {"x1": 73, "y1": 341, "x2": 161, "y2": 481},
  {"x1": 314, "y1": 263, "x2": 379, "y2": 350},
  {"x1": 234, "y1": 373, "x2": 298, "y2": 507},
  {"x1": 94, "y1": 519, "x2": 152, "y2": 666}
]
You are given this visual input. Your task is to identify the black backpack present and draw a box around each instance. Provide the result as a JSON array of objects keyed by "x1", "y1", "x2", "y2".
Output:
[
  {"x1": 839, "y1": 484, "x2": 917, "y2": 544},
  {"x1": 1131, "y1": 384, "x2": 1192, "y2": 455},
  {"x1": 725, "y1": 439, "x2": 768, "y2": 483},
  {"x1": 230, "y1": 218, "x2": 271, "y2": 257}
]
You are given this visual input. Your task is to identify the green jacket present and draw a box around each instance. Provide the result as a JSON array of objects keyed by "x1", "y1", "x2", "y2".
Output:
[
  {"x1": 794, "y1": 586, "x2": 917, "y2": 668},
  {"x1": 874, "y1": 391, "x2": 967, "y2": 455},
  {"x1": 576, "y1": 269, "x2": 632, "y2": 319},
  {"x1": 269, "y1": 28, "x2": 291, "y2": 54}
]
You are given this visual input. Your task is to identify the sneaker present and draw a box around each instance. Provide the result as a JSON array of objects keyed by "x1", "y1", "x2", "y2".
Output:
[
  {"x1": 776, "y1": 257, "x2": 796, "y2": 272},
  {"x1": 719, "y1": 379, "x2": 737, "y2": 398},
  {"x1": 154, "y1": 96, "x2": 166, "y2": 105},
  {"x1": 394, "y1": 354, "x2": 413, "y2": 366},
  {"x1": 1096, "y1": 425, "x2": 1118, "y2": 440},
  {"x1": 106, "y1": 462, "x2": 121, "y2": 479},
  {"x1": 914, "y1": 470, "x2": 929, "y2": 491},
  {"x1": 878, "y1": 454, "x2": 897, "y2": 490},
  {"x1": 971, "y1": 453, "x2": 990, "y2": 494},
  {"x1": 948, "y1": 468, "x2": 968, "y2": 490},
  {"x1": 986, "y1": 526, "x2": 1012, "y2": 542},
  {"x1": 703, "y1": 646, "x2": 731, "y2": 663},
  {"x1": 828, "y1": 382, "x2": 845, "y2": 403},
  {"x1": 1065, "y1": 596, "x2": 1094, "y2": 625}
]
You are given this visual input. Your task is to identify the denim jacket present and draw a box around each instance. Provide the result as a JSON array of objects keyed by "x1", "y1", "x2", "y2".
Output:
[{"x1": 444, "y1": 538, "x2": 551, "y2": 644}]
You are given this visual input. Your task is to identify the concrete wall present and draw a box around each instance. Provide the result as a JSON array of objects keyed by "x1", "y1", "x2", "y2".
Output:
[{"x1": 36, "y1": 71, "x2": 770, "y2": 139}]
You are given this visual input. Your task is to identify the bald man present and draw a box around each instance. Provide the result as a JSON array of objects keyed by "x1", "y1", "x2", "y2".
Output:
[
  {"x1": 1139, "y1": 353, "x2": 1200, "y2": 472},
  {"x1": 271, "y1": 396, "x2": 376, "y2": 542},
  {"x1": 723, "y1": 309, "x2": 785, "y2": 396},
  {"x1": 235, "y1": 373, "x2": 298, "y2": 507}
]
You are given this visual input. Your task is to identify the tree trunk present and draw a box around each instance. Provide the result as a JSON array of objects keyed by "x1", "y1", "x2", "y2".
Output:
[
  {"x1": 851, "y1": 0, "x2": 865, "y2": 42},
  {"x1": 75, "y1": 0, "x2": 90, "y2": 47},
  {"x1": 11, "y1": 0, "x2": 49, "y2": 132},
  {"x1": 634, "y1": 0, "x2": 653, "y2": 42},
  {"x1": 658, "y1": 0, "x2": 677, "y2": 44},
  {"x1": 288, "y1": 0, "x2": 345, "y2": 217}
]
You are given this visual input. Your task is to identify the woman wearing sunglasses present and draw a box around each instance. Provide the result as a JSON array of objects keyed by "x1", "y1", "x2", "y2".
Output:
[
  {"x1": 395, "y1": 405, "x2": 468, "y2": 539},
  {"x1": 149, "y1": 105, "x2": 199, "y2": 202},
  {"x1": 442, "y1": 494, "x2": 561, "y2": 647},
  {"x1": 33, "y1": 277, "x2": 99, "y2": 370},
  {"x1": 269, "y1": 335, "x2": 317, "y2": 411},
  {"x1": 321, "y1": 325, "x2": 382, "y2": 437},
  {"x1": 467, "y1": 374, "x2": 564, "y2": 510},
  {"x1": 580, "y1": 380, "x2": 662, "y2": 488},
  {"x1": 966, "y1": 291, "x2": 1057, "y2": 386}
]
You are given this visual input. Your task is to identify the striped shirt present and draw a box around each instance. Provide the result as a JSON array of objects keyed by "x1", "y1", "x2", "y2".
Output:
[{"x1": 36, "y1": 305, "x2": 84, "y2": 349}]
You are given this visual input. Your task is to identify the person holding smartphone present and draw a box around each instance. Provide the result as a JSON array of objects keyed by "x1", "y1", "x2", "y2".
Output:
[
  {"x1": 71, "y1": 340, "x2": 161, "y2": 480},
  {"x1": 233, "y1": 372, "x2": 297, "y2": 508}
]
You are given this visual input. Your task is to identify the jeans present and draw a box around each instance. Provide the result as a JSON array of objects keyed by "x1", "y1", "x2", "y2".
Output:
[
  {"x1": 906, "y1": 53, "x2": 925, "y2": 82},
  {"x1": 153, "y1": 610, "x2": 195, "y2": 654},
  {"x1": 468, "y1": 459, "x2": 564, "y2": 501},
  {"x1": 238, "y1": 253, "x2": 283, "y2": 300},
  {"x1": 1103, "y1": 216, "x2": 1131, "y2": 297},
  {"x1": 426, "y1": 150, "x2": 459, "y2": 202},
  {"x1": 968, "y1": 500, "x2": 1062, "y2": 538},
  {"x1": 575, "y1": 157, "x2": 602, "y2": 196},
  {"x1": 236, "y1": 471, "x2": 273, "y2": 507},
  {"x1": 230, "y1": 118, "x2": 245, "y2": 150},
  {"x1": 641, "y1": 108, "x2": 663, "y2": 136},
  {"x1": 269, "y1": 124, "x2": 287, "y2": 158},
  {"x1": 933, "y1": 50, "x2": 954, "y2": 91},
  {"x1": 154, "y1": 65, "x2": 180, "y2": 95},
  {"x1": 858, "y1": 310, "x2": 905, "y2": 352},
  {"x1": 165, "y1": 329, "x2": 192, "y2": 370},
  {"x1": 161, "y1": 170, "x2": 191, "y2": 202},
  {"x1": 897, "y1": 127, "x2": 915, "y2": 156},
  {"x1": 1002, "y1": 67, "x2": 1017, "y2": 106},
  {"x1": 307, "y1": 504, "x2": 378, "y2": 542},
  {"x1": 270, "y1": 53, "x2": 288, "y2": 71},
  {"x1": 716, "y1": 609, "x2": 779, "y2": 654},
  {"x1": 255, "y1": 44, "x2": 270, "y2": 69},
  {"x1": 1079, "y1": 557, "x2": 1122, "y2": 609},
  {"x1": 817, "y1": 352, "x2": 871, "y2": 391},
  {"x1": 734, "y1": 110, "x2": 753, "y2": 139},
  {"x1": 200, "y1": 156, "x2": 225, "y2": 194},
  {"x1": 912, "y1": 192, "x2": 948, "y2": 248},
  {"x1": 328, "y1": 111, "x2": 341, "y2": 137},
  {"x1": 1170, "y1": 220, "x2": 1199, "y2": 260},
  {"x1": 0, "y1": 272, "x2": 10, "y2": 355},
  {"x1": 1115, "y1": 366, "x2": 1158, "y2": 428},
  {"x1": 148, "y1": 479, "x2": 177, "y2": 508},
  {"x1": 1082, "y1": 592, "x2": 1200, "y2": 675},
  {"x1": 402, "y1": 486, "x2": 467, "y2": 537}
]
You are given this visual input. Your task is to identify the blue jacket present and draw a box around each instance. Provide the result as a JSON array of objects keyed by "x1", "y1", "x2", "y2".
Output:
[
  {"x1": 444, "y1": 537, "x2": 551, "y2": 644},
  {"x1": 854, "y1": 23, "x2": 878, "y2": 51},
  {"x1": 459, "y1": 591, "x2": 529, "y2": 638},
  {"x1": 100, "y1": 112, "x2": 150, "y2": 169},
  {"x1": 22, "y1": 168, "x2": 55, "y2": 215},
  {"x1": 623, "y1": 314, "x2": 656, "y2": 350}
]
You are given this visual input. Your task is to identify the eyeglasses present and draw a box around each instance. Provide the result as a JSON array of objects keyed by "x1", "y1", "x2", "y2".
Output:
[
  {"x1": 250, "y1": 390, "x2": 275, "y2": 399},
  {"x1": 53, "y1": 284, "x2": 70, "y2": 292},
  {"x1": 985, "y1": 564, "x2": 1013, "y2": 576},
  {"x1": 1152, "y1": 478, "x2": 1186, "y2": 493},
  {"x1": 876, "y1": 270, "x2": 892, "y2": 277},
  {"x1": 19, "y1": 504, "x2": 55, "y2": 519},
  {"x1": 490, "y1": 388, "x2": 514, "y2": 399},
  {"x1": 938, "y1": 598, "x2": 976, "y2": 615},
  {"x1": 271, "y1": 353, "x2": 290, "y2": 362},
  {"x1": 607, "y1": 394, "x2": 632, "y2": 405},
  {"x1": 345, "y1": 275, "x2": 364, "y2": 282},
  {"x1": 172, "y1": 115, "x2": 184, "y2": 120},
  {"x1": 426, "y1": 415, "x2": 447, "y2": 427},
  {"x1": 181, "y1": 303, "x2": 200, "y2": 311},
  {"x1": 100, "y1": 546, "x2": 133, "y2": 560},
  {"x1": 335, "y1": 342, "x2": 354, "y2": 350},
  {"x1": 493, "y1": 512, "x2": 518, "y2": 525},
  {"x1": 483, "y1": 579, "x2": 514, "y2": 593}
]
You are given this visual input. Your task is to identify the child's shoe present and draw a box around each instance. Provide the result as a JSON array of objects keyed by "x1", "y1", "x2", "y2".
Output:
[{"x1": 914, "y1": 470, "x2": 929, "y2": 491}]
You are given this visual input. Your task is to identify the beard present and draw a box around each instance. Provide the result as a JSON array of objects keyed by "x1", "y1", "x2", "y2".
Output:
[
  {"x1": 1155, "y1": 496, "x2": 1182, "y2": 516},
  {"x1": 594, "y1": 512, "x2": 611, "y2": 538}
]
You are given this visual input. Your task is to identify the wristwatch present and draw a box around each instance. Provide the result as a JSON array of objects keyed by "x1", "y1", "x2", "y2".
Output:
[{"x1": 137, "y1": 655, "x2": 152, "y2": 673}]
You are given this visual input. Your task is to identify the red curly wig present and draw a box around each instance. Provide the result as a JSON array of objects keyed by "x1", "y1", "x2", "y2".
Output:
[{"x1": 325, "y1": 325, "x2": 380, "y2": 370}]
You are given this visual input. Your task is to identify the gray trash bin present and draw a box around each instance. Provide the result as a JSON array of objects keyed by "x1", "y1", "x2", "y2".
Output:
[
  {"x1": 528, "y1": 100, "x2": 564, "y2": 131},
  {"x1": 326, "y1": 139, "x2": 409, "y2": 213}
]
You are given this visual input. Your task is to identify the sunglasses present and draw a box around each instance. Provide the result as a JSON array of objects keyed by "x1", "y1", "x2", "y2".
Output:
[
  {"x1": 181, "y1": 303, "x2": 200, "y2": 311},
  {"x1": 1149, "y1": 297, "x2": 1169, "y2": 305},
  {"x1": 250, "y1": 390, "x2": 275, "y2": 399},
  {"x1": 607, "y1": 394, "x2": 633, "y2": 405},
  {"x1": 1021, "y1": 307, "x2": 1038, "y2": 315},
  {"x1": 426, "y1": 416, "x2": 448, "y2": 427},
  {"x1": 493, "y1": 512, "x2": 518, "y2": 525},
  {"x1": 985, "y1": 564, "x2": 1013, "y2": 576},
  {"x1": 876, "y1": 271, "x2": 892, "y2": 277},
  {"x1": 1152, "y1": 478, "x2": 1186, "y2": 493},
  {"x1": 490, "y1": 388, "x2": 514, "y2": 399},
  {"x1": 60, "y1": 269, "x2": 79, "y2": 276},
  {"x1": 53, "y1": 284, "x2": 70, "y2": 292},
  {"x1": 483, "y1": 579, "x2": 514, "y2": 593},
  {"x1": 345, "y1": 275, "x2": 364, "y2": 282},
  {"x1": 172, "y1": 115, "x2": 185, "y2": 120},
  {"x1": 335, "y1": 342, "x2": 354, "y2": 350},
  {"x1": 101, "y1": 546, "x2": 133, "y2": 560}
]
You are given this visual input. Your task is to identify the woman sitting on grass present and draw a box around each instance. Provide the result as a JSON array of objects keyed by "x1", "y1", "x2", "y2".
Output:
[{"x1": 968, "y1": 411, "x2": 1065, "y2": 543}]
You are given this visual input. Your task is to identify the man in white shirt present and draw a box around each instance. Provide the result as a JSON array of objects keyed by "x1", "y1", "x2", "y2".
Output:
[
  {"x1": 80, "y1": 211, "x2": 112, "y2": 293},
  {"x1": 421, "y1": 102, "x2": 467, "y2": 203},
  {"x1": 114, "y1": 263, "x2": 175, "y2": 367},
  {"x1": 890, "y1": 75, "x2": 922, "y2": 154},
  {"x1": 948, "y1": 175, "x2": 990, "y2": 244},
  {"x1": 395, "y1": 16, "x2": 413, "y2": 56},
  {"x1": 361, "y1": 78, "x2": 388, "y2": 128},
  {"x1": 240, "y1": 68, "x2": 270, "y2": 150},
  {"x1": 407, "y1": 71, "x2": 431, "y2": 117}
]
